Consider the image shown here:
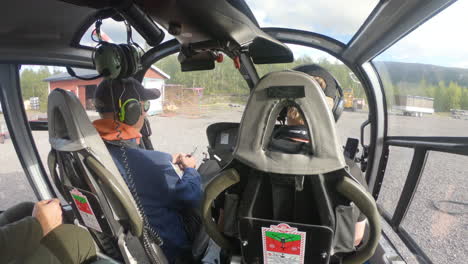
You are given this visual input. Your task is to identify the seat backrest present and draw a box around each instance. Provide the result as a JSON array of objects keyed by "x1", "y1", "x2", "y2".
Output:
[
  {"x1": 202, "y1": 71, "x2": 380, "y2": 264},
  {"x1": 47, "y1": 89, "x2": 153, "y2": 262}
]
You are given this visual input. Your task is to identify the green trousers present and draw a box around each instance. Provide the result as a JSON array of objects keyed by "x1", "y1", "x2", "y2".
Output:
[{"x1": 0, "y1": 202, "x2": 98, "y2": 264}]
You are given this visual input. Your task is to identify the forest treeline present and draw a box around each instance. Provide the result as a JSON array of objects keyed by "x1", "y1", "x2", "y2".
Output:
[
  {"x1": 155, "y1": 54, "x2": 366, "y2": 98},
  {"x1": 16, "y1": 57, "x2": 468, "y2": 113},
  {"x1": 375, "y1": 61, "x2": 468, "y2": 111},
  {"x1": 156, "y1": 54, "x2": 468, "y2": 111}
]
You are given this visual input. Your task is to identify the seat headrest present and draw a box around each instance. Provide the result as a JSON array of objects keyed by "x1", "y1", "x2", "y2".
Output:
[
  {"x1": 233, "y1": 70, "x2": 346, "y2": 175},
  {"x1": 48, "y1": 89, "x2": 101, "y2": 151}
]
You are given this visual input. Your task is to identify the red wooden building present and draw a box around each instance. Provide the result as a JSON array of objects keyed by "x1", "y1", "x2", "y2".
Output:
[{"x1": 44, "y1": 66, "x2": 169, "y2": 114}]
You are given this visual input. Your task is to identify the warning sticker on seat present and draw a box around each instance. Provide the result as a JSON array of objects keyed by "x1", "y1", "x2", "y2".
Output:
[
  {"x1": 70, "y1": 188, "x2": 102, "y2": 232},
  {"x1": 220, "y1": 132, "x2": 229, "y2": 144},
  {"x1": 262, "y1": 223, "x2": 306, "y2": 264}
]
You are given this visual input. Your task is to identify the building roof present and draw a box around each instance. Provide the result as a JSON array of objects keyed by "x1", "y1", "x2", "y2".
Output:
[
  {"x1": 150, "y1": 65, "x2": 170, "y2": 79},
  {"x1": 43, "y1": 66, "x2": 170, "y2": 82}
]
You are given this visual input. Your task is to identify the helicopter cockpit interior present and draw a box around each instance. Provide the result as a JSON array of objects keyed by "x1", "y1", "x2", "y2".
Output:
[{"x1": 0, "y1": 0, "x2": 467, "y2": 264}]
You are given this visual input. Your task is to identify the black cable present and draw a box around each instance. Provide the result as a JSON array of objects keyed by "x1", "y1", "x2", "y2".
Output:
[
  {"x1": 124, "y1": 19, "x2": 132, "y2": 44},
  {"x1": 95, "y1": 19, "x2": 103, "y2": 42},
  {"x1": 115, "y1": 127, "x2": 164, "y2": 246},
  {"x1": 109, "y1": 80, "x2": 164, "y2": 263},
  {"x1": 91, "y1": 29, "x2": 100, "y2": 43},
  {"x1": 432, "y1": 200, "x2": 468, "y2": 215},
  {"x1": 66, "y1": 67, "x2": 102, "y2": 81}
]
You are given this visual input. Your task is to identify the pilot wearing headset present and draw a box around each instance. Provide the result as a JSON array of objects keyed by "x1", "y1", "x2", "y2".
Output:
[
  {"x1": 270, "y1": 64, "x2": 368, "y2": 253},
  {"x1": 92, "y1": 78, "x2": 205, "y2": 263}
]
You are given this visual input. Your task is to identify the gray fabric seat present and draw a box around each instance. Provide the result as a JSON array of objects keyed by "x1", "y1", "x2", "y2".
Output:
[
  {"x1": 202, "y1": 71, "x2": 381, "y2": 264},
  {"x1": 47, "y1": 88, "x2": 167, "y2": 263}
]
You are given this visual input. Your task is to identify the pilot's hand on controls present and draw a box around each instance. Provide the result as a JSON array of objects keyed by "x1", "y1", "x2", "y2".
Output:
[
  {"x1": 32, "y1": 199, "x2": 63, "y2": 237},
  {"x1": 173, "y1": 153, "x2": 197, "y2": 170},
  {"x1": 172, "y1": 153, "x2": 182, "y2": 164}
]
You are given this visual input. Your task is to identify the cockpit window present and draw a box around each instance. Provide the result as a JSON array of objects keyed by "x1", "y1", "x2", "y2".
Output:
[
  {"x1": 374, "y1": 0, "x2": 468, "y2": 137},
  {"x1": 372, "y1": 2, "x2": 468, "y2": 263},
  {"x1": 149, "y1": 53, "x2": 249, "y2": 164},
  {"x1": 245, "y1": 0, "x2": 379, "y2": 43},
  {"x1": 0, "y1": 118, "x2": 37, "y2": 209}
]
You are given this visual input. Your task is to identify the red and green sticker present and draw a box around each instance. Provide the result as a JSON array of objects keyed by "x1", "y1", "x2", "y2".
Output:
[
  {"x1": 71, "y1": 193, "x2": 93, "y2": 214},
  {"x1": 262, "y1": 224, "x2": 306, "y2": 264},
  {"x1": 69, "y1": 189, "x2": 102, "y2": 232}
]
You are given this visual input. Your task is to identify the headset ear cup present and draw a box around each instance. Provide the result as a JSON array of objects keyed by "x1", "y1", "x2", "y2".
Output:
[
  {"x1": 121, "y1": 99, "x2": 142, "y2": 125},
  {"x1": 128, "y1": 45, "x2": 140, "y2": 74},
  {"x1": 116, "y1": 45, "x2": 128, "y2": 79},
  {"x1": 113, "y1": 44, "x2": 125, "y2": 79},
  {"x1": 333, "y1": 98, "x2": 344, "y2": 121},
  {"x1": 95, "y1": 43, "x2": 121, "y2": 78},
  {"x1": 333, "y1": 79, "x2": 344, "y2": 121},
  {"x1": 127, "y1": 45, "x2": 137, "y2": 76},
  {"x1": 119, "y1": 44, "x2": 134, "y2": 78}
]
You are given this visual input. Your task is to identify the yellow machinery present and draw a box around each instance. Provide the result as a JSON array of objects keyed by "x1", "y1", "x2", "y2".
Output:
[
  {"x1": 344, "y1": 88, "x2": 366, "y2": 111},
  {"x1": 344, "y1": 88, "x2": 354, "y2": 109}
]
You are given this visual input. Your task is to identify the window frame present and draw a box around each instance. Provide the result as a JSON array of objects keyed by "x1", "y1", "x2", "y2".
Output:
[{"x1": 0, "y1": 64, "x2": 55, "y2": 201}]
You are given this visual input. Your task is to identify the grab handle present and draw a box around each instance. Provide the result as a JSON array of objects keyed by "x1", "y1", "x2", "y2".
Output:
[
  {"x1": 337, "y1": 176, "x2": 381, "y2": 264},
  {"x1": 202, "y1": 168, "x2": 240, "y2": 249}
]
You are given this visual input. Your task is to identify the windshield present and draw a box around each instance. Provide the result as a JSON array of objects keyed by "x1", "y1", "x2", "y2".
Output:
[
  {"x1": 245, "y1": 0, "x2": 379, "y2": 43},
  {"x1": 374, "y1": 0, "x2": 468, "y2": 136},
  {"x1": 372, "y1": 1, "x2": 468, "y2": 263}
]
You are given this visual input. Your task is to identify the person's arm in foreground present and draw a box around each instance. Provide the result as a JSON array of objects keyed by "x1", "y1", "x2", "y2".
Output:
[
  {"x1": 354, "y1": 220, "x2": 366, "y2": 246},
  {"x1": 0, "y1": 199, "x2": 62, "y2": 263}
]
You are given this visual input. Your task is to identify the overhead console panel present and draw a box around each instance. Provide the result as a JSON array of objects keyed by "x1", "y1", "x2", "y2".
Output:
[{"x1": 138, "y1": 0, "x2": 294, "y2": 64}]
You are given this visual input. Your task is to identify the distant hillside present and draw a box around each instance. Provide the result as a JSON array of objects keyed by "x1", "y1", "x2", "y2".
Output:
[
  {"x1": 374, "y1": 61, "x2": 468, "y2": 111},
  {"x1": 373, "y1": 61, "x2": 468, "y2": 87}
]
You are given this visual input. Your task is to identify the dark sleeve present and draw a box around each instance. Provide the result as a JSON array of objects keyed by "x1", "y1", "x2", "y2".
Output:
[
  {"x1": 173, "y1": 167, "x2": 203, "y2": 209},
  {"x1": 0, "y1": 216, "x2": 43, "y2": 262}
]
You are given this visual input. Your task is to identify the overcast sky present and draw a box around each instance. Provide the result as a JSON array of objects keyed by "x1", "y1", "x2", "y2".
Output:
[{"x1": 81, "y1": 0, "x2": 467, "y2": 69}]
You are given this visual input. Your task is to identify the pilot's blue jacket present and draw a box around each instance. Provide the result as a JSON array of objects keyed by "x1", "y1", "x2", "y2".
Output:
[{"x1": 94, "y1": 119, "x2": 203, "y2": 263}]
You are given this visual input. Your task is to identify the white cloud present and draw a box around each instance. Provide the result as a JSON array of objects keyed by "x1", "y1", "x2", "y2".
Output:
[
  {"x1": 374, "y1": 0, "x2": 468, "y2": 69},
  {"x1": 246, "y1": 0, "x2": 378, "y2": 39},
  {"x1": 246, "y1": 0, "x2": 468, "y2": 69}
]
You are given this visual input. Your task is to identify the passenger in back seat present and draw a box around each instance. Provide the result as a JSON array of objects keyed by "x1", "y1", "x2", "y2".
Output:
[{"x1": 92, "y1": 78, "x2": 207, "y2": 263}]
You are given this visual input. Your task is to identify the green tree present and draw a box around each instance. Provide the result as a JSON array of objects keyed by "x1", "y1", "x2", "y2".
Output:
[
  {"x1": 461, "y1": 88, "x2": 468, "y2": 110},
  {"x1": 417, "y1": 78, "x2": 429, "y2": 96},
  {"x1": 20, "y1": 66, "x2": 52, "y2": 112},
  {"x1": 434, "y1": 81, "x2": 449, "y2": 112},
  {"x1": 154, "y1": 53, "x2": 367, "y2": 101},
  {"x1": 446, "y1": 81, "x2": 462, "y2": 110}
]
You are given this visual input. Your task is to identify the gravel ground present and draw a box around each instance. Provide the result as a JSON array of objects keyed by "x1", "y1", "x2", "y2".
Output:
[{"x1": 0, "y1": 108, "x2": 466, "y2": 263}]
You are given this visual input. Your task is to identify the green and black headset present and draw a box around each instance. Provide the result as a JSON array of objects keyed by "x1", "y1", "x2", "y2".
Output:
[
  {"x1": 92, "y1": 19, "x2": 142, "y2": 80},
  {"x1": 92, "y1": 18, "x2": 148, "y2": 126},
  {"x1": 114, "y1": 82, "x2": 150, "y2": 126}
]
